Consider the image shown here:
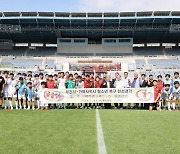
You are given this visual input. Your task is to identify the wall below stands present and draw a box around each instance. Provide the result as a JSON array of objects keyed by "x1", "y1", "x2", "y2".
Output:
[
  {"x1": 57, "y1": 38, "x2": 133, "y2": 56},
  {"x1": 57, "y1": 44, "x2": 133, "y2": 55}
]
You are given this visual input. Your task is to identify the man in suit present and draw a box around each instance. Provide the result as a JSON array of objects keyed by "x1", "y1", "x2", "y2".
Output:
[
  {"x1": 140, "y1": 74, "x2": 148, "y2": 109},
  {"x1": 101, "y1": 75, "x2": 114, "y2": 109},
  {"x1": 140, "y1": 74, "x2": 147, "y2": 88}
]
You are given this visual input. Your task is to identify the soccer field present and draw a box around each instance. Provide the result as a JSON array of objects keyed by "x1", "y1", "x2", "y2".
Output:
[{"x1": 0, "y1": 110, "x2": 179, "y2": 154}]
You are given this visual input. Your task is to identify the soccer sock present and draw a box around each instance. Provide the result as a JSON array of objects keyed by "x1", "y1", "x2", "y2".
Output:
[
  {"x1": 37, "y1": 100, "x2": 40, "y2": 109},
  {"x1": 9, "y1": 101, "x2": 12, "y2": 108},
  {"x1": 168, "y1": 102, "x2": 171, "y2": 110},
  {"x1": 159, "y1": 101, "x2": 161, "y2": 109},
  {"x1": 19, "y1": 101, "x2": 22, "y2": 108},
  {"x1": 4, "y1": 100, "x2": 7, "y2": 107},
  {"x1": 15, "y1": 101, "x2": 18, "y2": 108},
  {"x1": 172, "y1": 103, "x2": 175, "y2": 110}
]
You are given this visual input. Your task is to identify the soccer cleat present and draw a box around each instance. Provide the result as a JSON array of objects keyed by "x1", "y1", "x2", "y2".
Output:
[
  {"x1": 16, "y1": 107, "x2": 18, "y2": 110},
  {"x1": 4, "y1": 106, "x2": 7, "y2": 110},
  {"x1": 11, "y1": 106, "x2": 13, "y2": 110}
]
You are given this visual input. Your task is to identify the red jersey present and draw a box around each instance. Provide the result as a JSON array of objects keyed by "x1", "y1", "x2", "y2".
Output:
[
  {"x1": 46, "y1": 80, "x2": 55, "y2": 89},
  {"x1": 95, "y1": 81, "x2": 101, "y2": 88},
  {"x1": 154, "y1": 86, "x2": 160, "y2": 102},
  {"x1": 84, "y1": 79, "x2": 90, "y2": 88},
  {"x1": 157, "y1": 81, "x2": 164, "y2": 91},
  {"x1": 90, "y1": 77, "x2": 95, "y2": 88}
]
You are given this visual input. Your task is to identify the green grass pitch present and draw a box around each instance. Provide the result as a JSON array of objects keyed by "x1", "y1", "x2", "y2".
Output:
[{"x1": 0, "y1": 109, "x2": 179, "y2": 154}]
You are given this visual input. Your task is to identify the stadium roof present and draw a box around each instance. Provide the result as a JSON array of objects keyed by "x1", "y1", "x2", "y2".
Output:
[{"x1": 0, "y1": 11, "x2": 180, "y2": 44}]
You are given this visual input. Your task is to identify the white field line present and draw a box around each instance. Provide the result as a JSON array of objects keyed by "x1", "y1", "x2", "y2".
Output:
[{"x1": 96, "y1": 109, "x2": 107, "y2": 154}]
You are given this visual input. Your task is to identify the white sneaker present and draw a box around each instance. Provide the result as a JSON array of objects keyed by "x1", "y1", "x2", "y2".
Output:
[
  {"x1": 19, "y1": 106, "x2": 22, "y2": 110},
  {"x1": 27, "y1": 107, "x2": 30, "y2": 110},
  {"x1": 168, "y1": 108, "x2": 172, "y2": 111},
  {"x1": 16, "y1": 107, "x2": 18, "y2": 110},
  {"x1": 11, "y1": 106, "x2": 13, "y2": 110},
  {"x1": 4, "y1": 106, "x2": 7, "y2": 110},
  {"x1": 32, "y1": 107, "x2": 35, "y2": 110}
]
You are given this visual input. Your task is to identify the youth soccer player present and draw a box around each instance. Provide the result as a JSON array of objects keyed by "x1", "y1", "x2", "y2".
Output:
[
  {"x1": 76, "y1": 75, "x2": 84, "y2": 109},
  {"x1": 164, "y1": 74, "x2": 172, "y2": 87},
  {"x1": 169, "y1": 81, "x2": 180, "y2": 111},
  {"x1": 149, "y1": 80, "x2": 161, "y2": 111},
  {"x1": 58, "y1": 72, "x2": 66, "y2": 109},
  {"x1": 172, "y1": 72, "x2": 180, "y2": 83},
  {"x1": 17, "y1": 77, "x2": 26, "y2": 109},
  {"x1": 26, "y1": 82, "x2": 35, "y2": 110},
  {"x1": 157, "y1": 75, "x2": 164, "y2": 91},
  {"x1": 3, "y1": 71, "x2": 9, "y2": 110},
  {"x1": 65, "y1": 74, "x2": 75, "y2": 108},
  {"x1": 0, "y1": 71, "x2": 5, "y2": 110},
  {"x1": 7, "y1": 73, "x2": 18, "y2": 110},
  {"x1": 47, "y1": 75, "x2": 56, "y2": 109},
  {"x1": 160, "y1": 84, "x2": 171, "y2": 110},
  {"x1": 39, "y1": 82, "x2": 48, "y2": 110},
  {"x1": 33, "y1": 74, "x2": 41, "y2": 110}
]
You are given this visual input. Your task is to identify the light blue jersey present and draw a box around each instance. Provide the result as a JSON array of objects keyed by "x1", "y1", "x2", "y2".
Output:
[
  {"x1": 18, "y1": 82, "x2": 26, "y2": 96},
  {"x1": 27, "y1": 87, "x2": 35, "y2": 99}
]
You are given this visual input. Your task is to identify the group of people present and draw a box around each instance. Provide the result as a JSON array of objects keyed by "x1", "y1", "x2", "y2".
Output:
[{"x1": 0, "y1": 70, "x2": 179, "y2": 111}]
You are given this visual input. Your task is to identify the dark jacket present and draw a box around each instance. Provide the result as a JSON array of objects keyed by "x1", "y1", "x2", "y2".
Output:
[
  {"x1": 101, "y1": 80, "x2": 114, "y2": 88},
  {"x1": 140, "y1": 80, "x2": 148, "y2": 88}
]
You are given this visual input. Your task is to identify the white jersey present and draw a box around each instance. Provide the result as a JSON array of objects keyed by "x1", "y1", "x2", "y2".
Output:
[
  {"x1": 39, "y1": 79, "x2": 46, "y2": 89},
  {"x1": 3, "y1": 77, "x2": 9, "y2": 92},
  {"x1": 39, "y1": 88, "x2": 48, "y2": 107},
  {"x1": 58, "y1": 78, "x2": 66, "y2": 89},
  {"x1": 161, "y1": 88, "x2": 171, "y2": 100},
  {"x1": 33, "y1": 79, "x2": 41, "y2": 91},
  {"x1": 76, "y1": 81, "x2": 84, "y2": 89},
  {"x1": 7, "y1": 78, "x2": 17, "y2": 97},
  {"x1": 114, "y1": 80, "x2": 125, "y2": 88},
  {"x1": 171, "y1": 86, "x2": 180, "y2": 98}
]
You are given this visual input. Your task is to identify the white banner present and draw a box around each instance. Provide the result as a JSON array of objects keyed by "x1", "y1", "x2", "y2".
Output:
[{"x1": 41, "y1": 88, "x2": 154, "y2": 104}]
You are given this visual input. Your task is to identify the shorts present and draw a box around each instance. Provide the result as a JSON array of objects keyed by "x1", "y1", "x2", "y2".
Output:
[
  {"x1": 3, "y1": 91, "x2": 8, "y2": 98},
  {"x1": 18, "y1": 94, "x2": 26, "y2": 100},
  {"x1": 8, "y1": 90, "x2": 17, "y2": 98},
  {"x1": 34, "y1": 91, "x2": 40, "y2": 98},
  {"x1": 40, "y1": 101, "x2": 48, "y2": 107},
  {"x1": 27, "y1": 97, "x2": 35, "y2": 102},
  {"x1": 160, "y1": 97, "x2": 169, "y2": 101}
]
